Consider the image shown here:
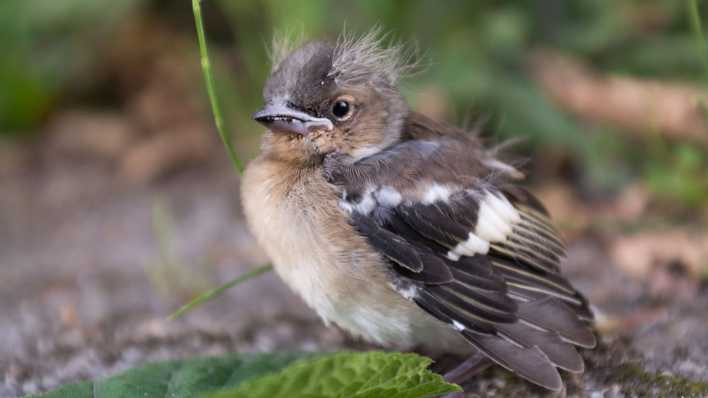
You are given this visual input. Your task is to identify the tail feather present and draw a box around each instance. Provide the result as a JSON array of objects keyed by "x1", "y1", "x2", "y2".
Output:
[
  {"x1": 496, "y1": 322, "x2": 584, "y2": 373},
  {"x1": 461, "y1": 330, "x2": 563, "y2": 391},
  {"x1": 518, "y1": 297, "x2": 597, "y2": 348}
]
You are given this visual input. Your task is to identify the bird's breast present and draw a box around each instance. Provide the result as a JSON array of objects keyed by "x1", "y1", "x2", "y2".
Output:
[{"x1": 241, "y1": 160, "x2": 340, "y2": 318}]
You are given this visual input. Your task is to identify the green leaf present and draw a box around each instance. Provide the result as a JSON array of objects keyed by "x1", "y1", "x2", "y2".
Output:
[
  {"x1": 209, "y1": 352, "x2": 461, "y2": 398},
  {"x1": 29, "y1": 352, "x2": 457, "y2": 398},
  {"x1": 30, "y1": 382, "x2": 92, "y2": 398},
  {"x1": 29, "y1": 352, "x2": 310, "y2": 398}
]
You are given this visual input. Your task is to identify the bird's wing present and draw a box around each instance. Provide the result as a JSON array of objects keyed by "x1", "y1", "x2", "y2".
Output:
[{"x1": 342, "y1": 176, "x2": 596, "y2": 391}]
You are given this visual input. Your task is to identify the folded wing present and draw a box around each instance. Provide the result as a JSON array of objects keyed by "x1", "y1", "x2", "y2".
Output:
[{"x1": 342, "y1": 180, "x2": 596, "y2": 390}]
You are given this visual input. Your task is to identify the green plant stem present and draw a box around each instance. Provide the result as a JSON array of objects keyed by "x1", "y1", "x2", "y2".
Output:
[
  {"x1": 184, "y1": 1, "x2": 273, "y2": 317},
  {"x1": 688, "y1": 0, "x2": 708, "y2": 85},
  {"x1": 192, "y1": 0, "x2": 244, "y2": 174},
  {"x1": 169, "y1": 264, "x2": 274, "y2": 320}
]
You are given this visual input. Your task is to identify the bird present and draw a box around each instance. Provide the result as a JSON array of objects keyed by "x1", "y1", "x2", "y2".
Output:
[{"x1": 241, "y1": 29, "x2": 596, "y2": 393}]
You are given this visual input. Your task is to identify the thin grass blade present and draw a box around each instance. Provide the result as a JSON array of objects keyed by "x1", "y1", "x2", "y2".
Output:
[{"x1": 169, "y1": 264, "x2": 273, "y2": 320}]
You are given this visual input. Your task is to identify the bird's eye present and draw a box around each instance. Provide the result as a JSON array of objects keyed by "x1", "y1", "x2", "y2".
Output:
[
  {"x1": 332, "y1": 101, "x2": 350, "y2": 119},
  {"x1": 331, "y1": 98, "x2": 353, "y2": 121}
]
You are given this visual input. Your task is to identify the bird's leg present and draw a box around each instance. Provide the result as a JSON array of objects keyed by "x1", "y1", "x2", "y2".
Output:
[
  {"x1": 427, "y1": 352, "x2": 461, "y2": 374},
  {"x1": 438, "y1": 351, "x2": 492, "y2": 397}
]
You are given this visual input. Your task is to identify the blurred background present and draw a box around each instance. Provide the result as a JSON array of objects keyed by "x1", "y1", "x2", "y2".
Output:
[{"x1": 2, "y1": 1, "x2": 708, "y2": 397}]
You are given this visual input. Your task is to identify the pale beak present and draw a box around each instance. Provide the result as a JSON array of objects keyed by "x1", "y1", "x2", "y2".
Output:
[{"x1": 253, "y1": 102, "x2": 333, "y2": 135}]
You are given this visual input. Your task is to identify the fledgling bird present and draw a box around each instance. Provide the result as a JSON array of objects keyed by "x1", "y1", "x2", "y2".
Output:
[{"x1": 242, "y1": 30, "x2": 596, "y2": 393}]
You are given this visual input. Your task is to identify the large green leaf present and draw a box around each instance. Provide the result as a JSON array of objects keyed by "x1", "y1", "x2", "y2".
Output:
[
  {"x1": 29, "y1": 352, "x2": 310, "y2": 398},
  {"x1": 30, "y1": 352, "x2": 459, "y2": 398},
  {"x1": 210, "y1": 352, "x2": 461, "y2": 398}
]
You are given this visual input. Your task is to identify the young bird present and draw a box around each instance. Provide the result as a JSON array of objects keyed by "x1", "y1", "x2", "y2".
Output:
[{"x1": 242, "y1": 31, "x2": 596, "y2": 393}]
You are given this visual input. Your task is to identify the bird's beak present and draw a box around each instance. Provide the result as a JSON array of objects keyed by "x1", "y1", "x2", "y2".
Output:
[{"x1": 253, "y1": 102, "x2": 333, "y2": 136}]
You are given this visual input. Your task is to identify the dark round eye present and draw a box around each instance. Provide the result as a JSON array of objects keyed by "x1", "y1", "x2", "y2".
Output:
[{"x1": 331, "y1": 100, "x2": 351, "y2": 120}]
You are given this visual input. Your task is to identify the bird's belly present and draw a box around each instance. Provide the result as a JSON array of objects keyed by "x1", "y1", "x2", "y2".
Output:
[{"x1": 271, "y1": 239, "x2": 466, "y2": 351}]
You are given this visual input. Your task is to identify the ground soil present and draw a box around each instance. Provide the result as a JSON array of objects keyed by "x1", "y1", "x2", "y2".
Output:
[{"x1": 2, "y1": 155, "x2": 707, "y2": 398}]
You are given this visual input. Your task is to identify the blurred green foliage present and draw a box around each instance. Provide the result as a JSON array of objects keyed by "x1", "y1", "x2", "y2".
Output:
[
  {"x1": 1, "y1": 0, "x2": 707, "y2": 208},
  {"x1": 0, "y1": 0, "x2": 139, "y2": 134}
]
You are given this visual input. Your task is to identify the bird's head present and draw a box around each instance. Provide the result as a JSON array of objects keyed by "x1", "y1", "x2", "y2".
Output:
[{"x1": 253, "y1": 30, "x2": 413, "y2": 166}]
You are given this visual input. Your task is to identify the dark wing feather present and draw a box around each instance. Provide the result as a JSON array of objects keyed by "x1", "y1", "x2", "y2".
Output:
[
  {"x1": 517, "y1": 297, "x2": 596, "y2": 347},
  {"x1": 415, "y1": 289, "x2": 496, "y2": 335},
  {"x1": 395, "y1": 204, "x2": 468, "y2": 248},
  {"x1": 495, "y1": 321, "x2": 584, "y2": 373},
  {"x1": 343, "y1": 178, "x2": 596, "y2": 391},
  {"x1": 352, "y1": 213, "x2": 452, "y2": 284},
  {"x1": 462, "y1": 331, "x2": 564, "y2": 391}
]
